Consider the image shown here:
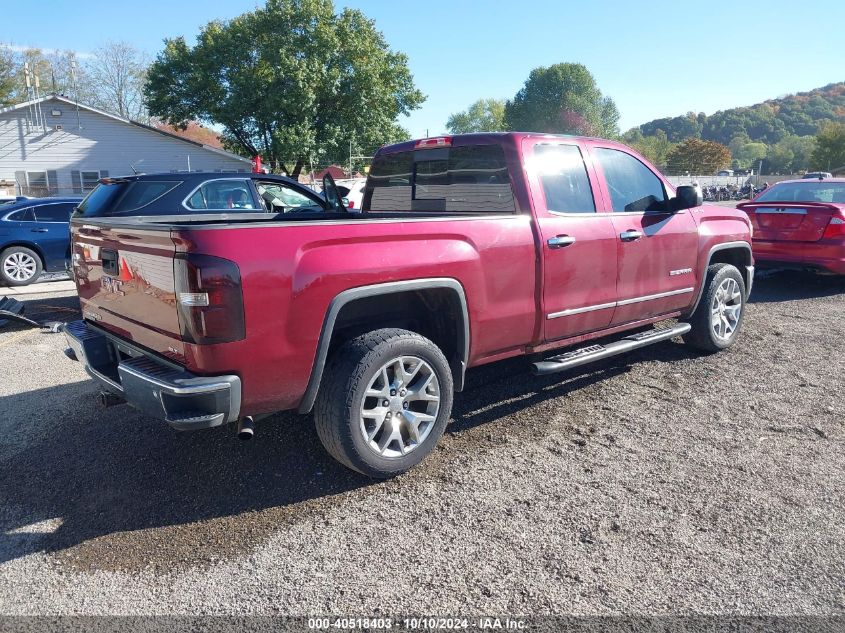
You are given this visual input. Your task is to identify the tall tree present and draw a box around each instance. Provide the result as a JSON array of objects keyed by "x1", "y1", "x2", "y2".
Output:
[
  {"x1": 87, "y1": 41, "x2": 149, "y2": 122},
  {"x1": 144, "y1": 0, "x2": 424, "y2": 177},
  {"x1": 446, "y1": 98, "x2": 506, "y2": 134},
  {"x1": 811, "y1": 121, "x2": 845, "y2": 172},
  {"x1": 0, "y1": 47, "x2": 14, "y2": 106},
  {"x1": 504, "y1": 63, "x2": 619, "y2": 137},
  {"x1": 665, "y1": 138, "x2": 731, "y2": 174}
]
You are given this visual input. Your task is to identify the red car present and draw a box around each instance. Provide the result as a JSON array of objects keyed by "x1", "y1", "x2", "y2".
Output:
[
  {"x1": 64, "y1": 133, "x2": 753, "y2": 477},
  {"x1": 738, "y1": 178, "x2": 845, "y2": 274}
]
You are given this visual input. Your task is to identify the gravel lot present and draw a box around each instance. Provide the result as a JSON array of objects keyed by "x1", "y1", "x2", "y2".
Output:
[{"x1": 0, "y1": 271, "x2": 843, "y2": 617}]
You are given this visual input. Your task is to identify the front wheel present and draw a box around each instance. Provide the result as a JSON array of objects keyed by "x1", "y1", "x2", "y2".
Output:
[
  {"x1": 314, "y1": 328, "x2": 453, "y2": 478},
  {"x1": 683, "y1": 263, "x2": 746, "y2": 353}
]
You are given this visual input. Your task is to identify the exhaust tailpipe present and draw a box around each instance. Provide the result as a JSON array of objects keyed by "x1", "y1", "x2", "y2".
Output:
[{"x1": 237, "y1": 416, "x2": 255, "y2": 441}]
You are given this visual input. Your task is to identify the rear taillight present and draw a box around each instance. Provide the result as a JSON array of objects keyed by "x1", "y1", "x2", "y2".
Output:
[
  {"x1": 347, "y1": 200, "x2": 355, "y2": 208},
  {"x1": 174, "y1": 254, "x2": 245, "y2": 345},
  {"x1": 823, "y1": 216, "x2": 845, "y2": 239}
]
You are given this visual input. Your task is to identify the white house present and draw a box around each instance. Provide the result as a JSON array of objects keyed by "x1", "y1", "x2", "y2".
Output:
[{"x1": 0, "y1": 95, "x2": 251, "y2": 196}]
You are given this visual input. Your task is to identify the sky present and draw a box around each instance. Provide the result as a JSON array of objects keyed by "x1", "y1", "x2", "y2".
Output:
[{"x1": 3, "y1": 0, "x2": 844, "y2": 137}]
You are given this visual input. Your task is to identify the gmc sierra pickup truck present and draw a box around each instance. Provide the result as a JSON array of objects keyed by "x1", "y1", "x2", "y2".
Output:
[{"x1": 64, "y1": 133, "x2": 754, "y2": 477}]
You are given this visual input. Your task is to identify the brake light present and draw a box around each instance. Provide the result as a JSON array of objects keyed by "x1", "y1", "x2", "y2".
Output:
[
  {"x1": 174, "y1": 254, "x2": 245, "y2": 344},
  {"x1": 415, "y1": 136, "x2": 452, "y2": 149},
  {"x1": 347, "y1": 200, "x2": 355, "y2": 208},
  {"x1": 823, "y1": 216, "x2": 845, "y2": 239}
]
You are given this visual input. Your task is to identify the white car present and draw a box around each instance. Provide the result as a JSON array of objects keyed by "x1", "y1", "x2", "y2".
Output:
[{"x1": 336, "y1": 178, "x2": 367, "y2": 211}]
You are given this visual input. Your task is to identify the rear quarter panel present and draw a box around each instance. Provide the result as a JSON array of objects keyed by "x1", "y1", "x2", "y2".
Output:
[{"x1": 177, "y1": 215, "x2": 538, "y2": 414}]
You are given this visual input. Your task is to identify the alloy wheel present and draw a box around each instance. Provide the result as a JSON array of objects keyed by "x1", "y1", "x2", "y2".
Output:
[
  {"x1": 710, "y1": 277, "x2": 742, "y2": 341},
  {"x1": 3, "y1": 252, "x2": 38, "y2": 282},
  {"x1": 359, "y1": 355, "x2": 440, "y2": 458}
]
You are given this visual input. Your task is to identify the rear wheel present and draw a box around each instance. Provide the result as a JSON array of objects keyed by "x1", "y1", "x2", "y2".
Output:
[
  {"x1": 314, "y1": 328, "x2": 453, "y2": 478},
  {"x1": 683, "y1": 263, "x2": 746, "y2": 352},
  {"x1": 1, "y1": 246, "x2": 42, "y2": 286}
]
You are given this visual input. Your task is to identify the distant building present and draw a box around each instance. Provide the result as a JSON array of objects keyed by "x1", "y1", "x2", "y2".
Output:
[
  {"x1": 314, "y1": 165, "x2": 348, "y2": 181},
  {"x1": 0, "y1": 95, "x2": 251, "y2": 196}
]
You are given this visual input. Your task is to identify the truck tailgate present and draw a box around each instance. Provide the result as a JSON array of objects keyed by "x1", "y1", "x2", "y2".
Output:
[{"x1": 72, "y1": 222, "x2": 184, "y2": 360}]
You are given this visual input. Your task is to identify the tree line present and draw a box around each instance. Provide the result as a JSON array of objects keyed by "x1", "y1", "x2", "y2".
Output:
[
  {"x1": 2, "y1": 0, "x2": 843, "y2": 178},
  {"x1": 447, "y1": 78, "x2": 845, "y2": 175},
  {"x1": 0, "y1": 42, "x2": 150, "y2": 123}
]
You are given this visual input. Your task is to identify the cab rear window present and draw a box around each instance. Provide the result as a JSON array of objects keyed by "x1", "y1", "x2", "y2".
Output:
[
  {"x1": 364, "y1": 144, "x2": 516, "y2": 213},
  {"x1": 74, "y1": 180, "x2": 182, "y2": 217}
]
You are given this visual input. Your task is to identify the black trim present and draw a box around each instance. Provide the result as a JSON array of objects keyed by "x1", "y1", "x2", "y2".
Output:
[
  {"x1": 297, "y1": 278, "x2": 470, "y2": 414},
  {"x1": 684, "y1": 241, "x2": 753, "y2": 316}
]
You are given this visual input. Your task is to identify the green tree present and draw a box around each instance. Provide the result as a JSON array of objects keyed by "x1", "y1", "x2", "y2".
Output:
[
  {"x1": 729, "y1": 135, "x2": 768, "y2": 171},
  {"x1": 622, "y1": 128, "x2": 674, "y2": 167},
  {"x1": 665, "y1": 138, "x2": 731, "y2": 174},
  {"x1": 766, "y1": 135, "x2": 816, "y2": 173},
  {"x1": 144, "y1": 0, "x2": 424, "y2": 177},
  {"x1": 0, "y1": 47, "x2": 14, "y2": 106},
  {"x1": 446, "y1": 98, "x2": 506, "y2": 134},
  {"x1": 504, "y1": 63, "x2": 619, "y2": 137},
  {"x1": 811, "y1": 121, "x2": 845, "y2": 172}
]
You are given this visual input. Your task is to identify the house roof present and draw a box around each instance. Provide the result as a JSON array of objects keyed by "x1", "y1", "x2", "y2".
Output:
[{"x1": 0, "y1": 94, "x2": 251, "y2": 164}]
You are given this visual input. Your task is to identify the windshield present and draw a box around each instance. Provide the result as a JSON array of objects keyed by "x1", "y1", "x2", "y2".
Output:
[{"x1": 755, "y1": 182, "x2": 845, "y2": 204}]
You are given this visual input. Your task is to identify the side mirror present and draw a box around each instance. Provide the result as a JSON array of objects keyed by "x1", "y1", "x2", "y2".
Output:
[
  {"x1": 672, "y1": 185, "x2": 703, "y2": 211},
  {"x1": 321, "y1": 173, "x2": 346, "y2": 211}
]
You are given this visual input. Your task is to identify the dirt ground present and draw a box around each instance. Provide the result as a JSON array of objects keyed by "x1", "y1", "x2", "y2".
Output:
[{"x1": 0, "y1": 269, "x2": 843, "y2": 616}]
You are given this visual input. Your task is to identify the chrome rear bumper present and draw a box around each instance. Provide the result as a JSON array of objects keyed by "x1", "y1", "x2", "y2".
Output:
[{"x1": 64, "y1": 320, "x2": 241, "y2": 431}]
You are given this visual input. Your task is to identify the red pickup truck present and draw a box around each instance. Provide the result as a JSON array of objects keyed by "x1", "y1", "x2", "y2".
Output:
[{"x1": 65, "y1": 133, "x2": 753, "y2": 477}]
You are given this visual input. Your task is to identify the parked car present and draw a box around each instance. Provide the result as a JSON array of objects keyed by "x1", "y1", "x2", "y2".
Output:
[
  {"x1": 339, "y1": 177, "x2": 367, "y2": 210},
  {"x1": 0, "y1": 197, "x2": 82, "y2": 286},
  {"x1": 802, "y1": 172, "x2": 832, "y2": 180},
  {"x1": 64, "y1": 133, "x2": 753, "y2": 477},
  {"x1": 738, "y1": 178, "x2": 845, "y2": 274}
]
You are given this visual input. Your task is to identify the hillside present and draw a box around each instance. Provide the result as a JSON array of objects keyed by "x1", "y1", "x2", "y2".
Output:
[{"x1": 631, "y1": 82, "x2": 845, "y2": 146}]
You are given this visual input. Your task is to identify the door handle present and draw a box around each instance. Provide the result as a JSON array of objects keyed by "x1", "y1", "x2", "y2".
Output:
[
  {"x1": 619, "y1": 230, "x2": 643, "y2": 242},
  {"x1": 547, "y1": 235, "x2": 576, "y2": 249},
  {"x1": 31, "y1": 228, "x2": 49, "y2": 233}
]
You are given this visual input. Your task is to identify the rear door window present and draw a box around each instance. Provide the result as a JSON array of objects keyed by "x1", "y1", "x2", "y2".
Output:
[
  {"x1": 593, "y1": 148, "x2": 668, "y2": 213},
  {"x1": 7, "y1": 208, "x2": 35, "y2": 222},
  {"x1": 75, "y1": 180, "x2": 183, "y2": 217},
  {"x1": 365, "y1": 144, "x2": 515, "y2": 213},
  {"x1": 533, "y1": 144, "x2": 595, "y2": 213},
  {"x1": 34, "y1": 203, "x2": 75, "y2": 222},
  {"x1": 185, "y1": 179, "x2": 258, "y2": 210}
]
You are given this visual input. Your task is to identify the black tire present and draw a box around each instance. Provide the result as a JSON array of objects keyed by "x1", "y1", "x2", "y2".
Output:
[
  {"x1": 0, "y1": 246, "x2": 43, "y2": 286},
  {"x1": 683, "y1": 263, "x2": 746, "y2": 353},
  {"x1": 314, "y1": 328, "x2": 454, "y2": 478}
]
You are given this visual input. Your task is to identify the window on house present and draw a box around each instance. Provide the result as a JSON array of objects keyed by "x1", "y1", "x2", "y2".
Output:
[
  {"x1": 81, "y1": 171, "x2": 101, "y2": 192},
  {"x1": 27, "y1": 172, "x2": 48, "y2": 190}
]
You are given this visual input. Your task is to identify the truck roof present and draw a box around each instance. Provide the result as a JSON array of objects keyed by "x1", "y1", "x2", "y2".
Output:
[{"x1": 377, "y1": 132, "x2": 616, "y2": 156}]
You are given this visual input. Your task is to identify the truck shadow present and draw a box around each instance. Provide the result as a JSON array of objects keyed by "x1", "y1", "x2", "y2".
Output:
[
  {"x1": 0, "y1": 338, "x2": 699, "y2": 570},
  {"x1": 749, "y1": 269, "x2": 845, "y2": 304}
]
